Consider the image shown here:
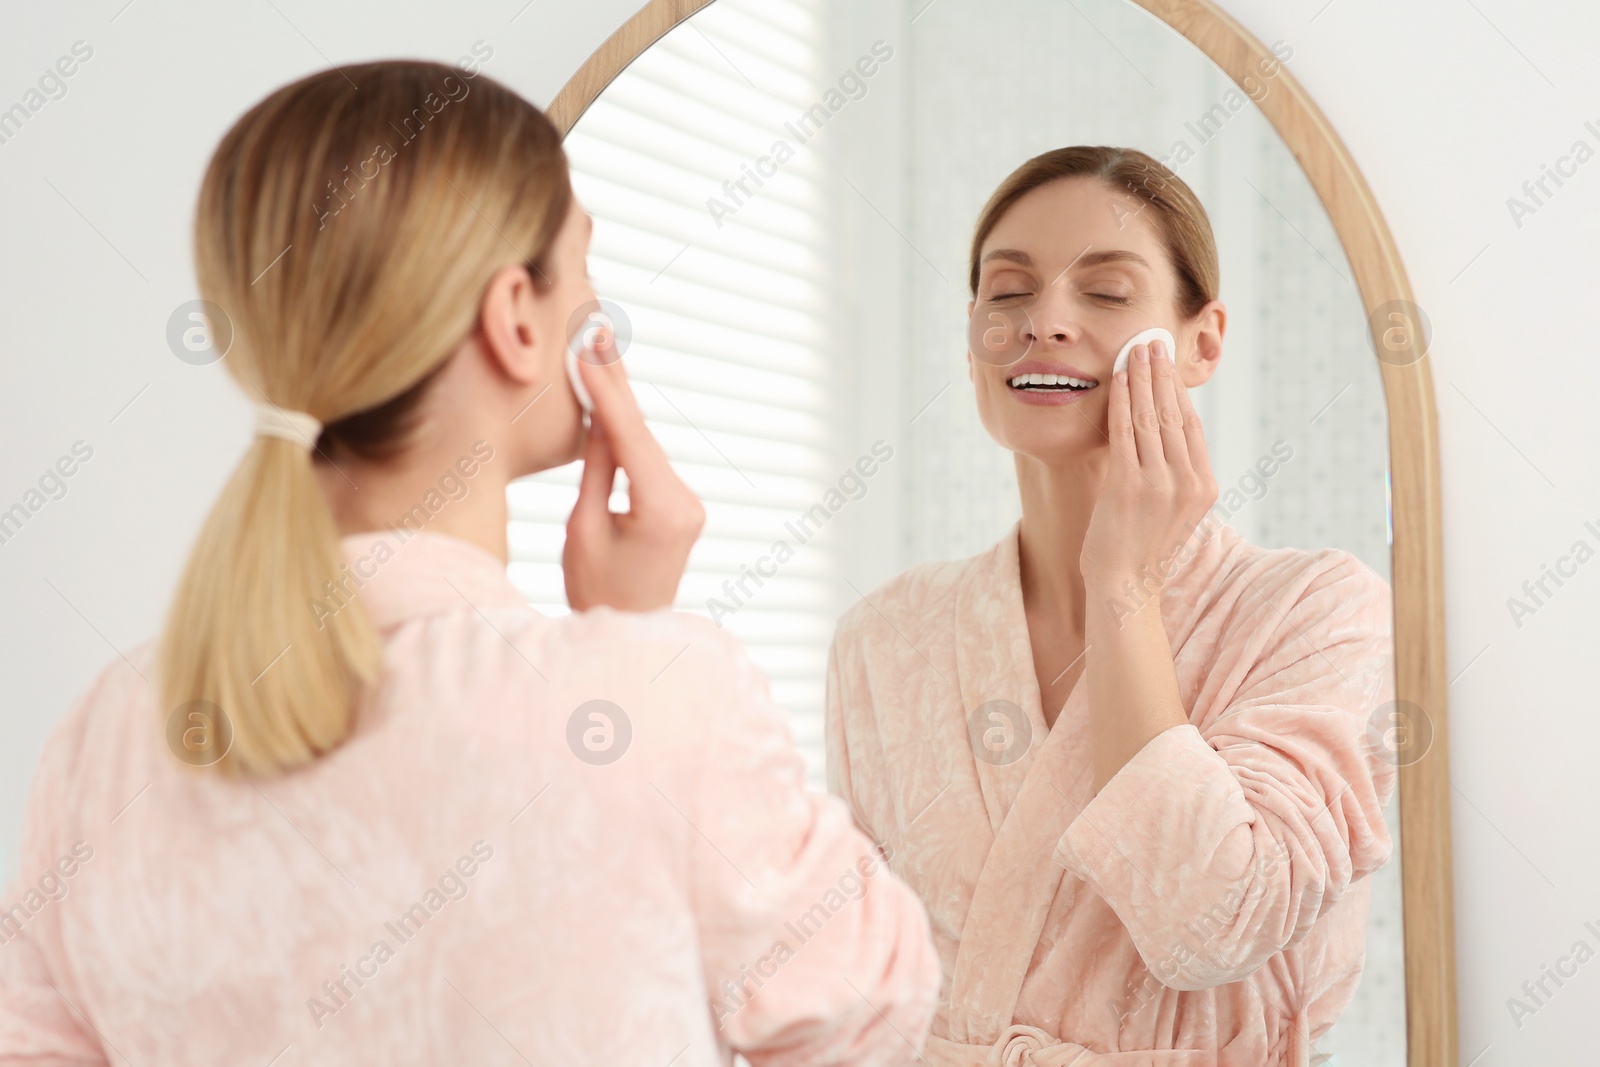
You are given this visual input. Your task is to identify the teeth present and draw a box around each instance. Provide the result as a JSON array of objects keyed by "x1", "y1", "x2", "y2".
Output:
[{"x1": 1007, "y1": 372, "x2": 1097, "y2": 389}]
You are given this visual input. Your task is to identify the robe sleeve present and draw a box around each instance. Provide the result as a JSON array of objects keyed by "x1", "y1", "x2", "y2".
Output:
[
  {"x1": 1055, "y1": 553, "x2": 1396, "y2": 992},
  {"x1": 0, "y1": 673, "x2": 109, "y2": 1064},
  {"x1": 687, "y1": 623, "x2": 940, "y2": 1065},
  {"x1": 0, "y1": 925, "x2": 106, "y2": 1065}
]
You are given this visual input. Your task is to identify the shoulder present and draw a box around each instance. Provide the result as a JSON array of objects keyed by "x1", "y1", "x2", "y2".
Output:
[
  {"x1": 541, "y1": 606, "x2": 763, "y2": 698},
  {"x1": 1226, "y1": 539, "x2": 1390, "y2": 618},
  {"x1": 24, "y1": 640, "x2": 158, "y2": 829},
  {"x1": 53, "y1": 641, "x2": 156, "y2": 755},
  {"x1": 1208, "y1": 540, "x2": 1393, "y2": 668},
  {"x1": 543, "y1": 607, "x2": 808, "y2": 784},
  {"x1": 1294, "y1": 546, "x2": 1391, "y2": 618}
]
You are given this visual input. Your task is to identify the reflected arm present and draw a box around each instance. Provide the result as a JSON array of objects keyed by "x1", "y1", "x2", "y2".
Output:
[{"x1": 1060, "y1": 555, "x2": 1396, "y2": 990}]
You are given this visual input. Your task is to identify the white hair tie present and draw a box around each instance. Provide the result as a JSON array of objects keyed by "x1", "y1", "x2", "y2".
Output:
[{"x1": 254, "y1": 404, "x2": 323, "y2": 450}]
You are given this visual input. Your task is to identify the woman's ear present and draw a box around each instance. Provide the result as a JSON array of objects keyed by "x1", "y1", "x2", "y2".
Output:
[
  {"x1": 1180, "y1": 299, "x2": 1226, "y2": 388},
  {"x1": 477, "y1": 264, "x2": 546, "y2": 387}
]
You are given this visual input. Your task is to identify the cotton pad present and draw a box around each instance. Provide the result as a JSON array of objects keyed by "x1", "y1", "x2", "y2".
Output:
[
  {"x1": 565, "y1": 342, "x2": 595, "y2": 415},
  {"x1": 1113, "y1": 327, "x2": 1176, "y2": 376}
]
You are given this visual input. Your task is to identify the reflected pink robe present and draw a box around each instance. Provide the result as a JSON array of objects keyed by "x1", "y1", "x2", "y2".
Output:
[
  {"x1": 0, "y1": 529, "x2": 940, "y2": 1066},
  {"x1": 825, "y1": 520, "x2": 1396, "y2": 1066}
]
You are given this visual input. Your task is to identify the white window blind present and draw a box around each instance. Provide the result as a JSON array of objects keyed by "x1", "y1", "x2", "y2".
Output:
[{"x1": 506, "y1": 0, "x2": 837, "y2": 788}]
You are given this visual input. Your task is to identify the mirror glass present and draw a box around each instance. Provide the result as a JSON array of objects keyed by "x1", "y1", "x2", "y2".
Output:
[{"x1": 542, "y1": 0, "x2": 1403, "y2": 1060}]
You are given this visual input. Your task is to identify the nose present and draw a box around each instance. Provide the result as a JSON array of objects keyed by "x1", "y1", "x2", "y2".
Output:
[{"x1": 1020, "y1": 280, "x2": 1079, "y2": 347}]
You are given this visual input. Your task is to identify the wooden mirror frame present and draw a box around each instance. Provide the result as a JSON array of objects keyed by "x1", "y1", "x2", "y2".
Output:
[{"x1": 548, "y1": 2, "x2": 1458, "y2": 1062}]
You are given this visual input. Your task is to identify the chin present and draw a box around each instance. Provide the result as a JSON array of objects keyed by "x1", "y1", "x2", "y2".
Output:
[
  {"x1": 983, "y1": 414, "x2": 1106, "y2": 462},
  {"x1": 1009, "y1": 438, "x2": 1105, "y2": 466}
]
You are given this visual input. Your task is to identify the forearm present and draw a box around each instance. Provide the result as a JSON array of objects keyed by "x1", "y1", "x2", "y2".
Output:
[{"x1": 1083, "y1": 574, "x2": 1190, "y2": 794}]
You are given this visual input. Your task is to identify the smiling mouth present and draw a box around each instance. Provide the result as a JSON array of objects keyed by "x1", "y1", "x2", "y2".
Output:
[{"x1": 1007, "y1": 372, "x2": 1098, "y2": 392}]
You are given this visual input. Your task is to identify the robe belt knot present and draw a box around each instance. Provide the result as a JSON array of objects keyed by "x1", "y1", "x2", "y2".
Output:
[{"x1": 988, "y1": 1024, "x2": 1092, "y2": 1066}]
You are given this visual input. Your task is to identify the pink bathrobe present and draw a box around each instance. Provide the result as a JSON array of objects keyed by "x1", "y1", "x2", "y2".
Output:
[
  {"x1": 825, "y1": 519, "x2": 1396, "y2": 1066},
  {"x1": 0, "y1": 529, "x2": 940, "y2": 1066}
]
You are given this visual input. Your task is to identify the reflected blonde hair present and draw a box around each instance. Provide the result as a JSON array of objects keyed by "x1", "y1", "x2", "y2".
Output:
[
  {"x1": 162, "y1": 60, "x2": 571, "y2": 775},
  {"x1": 969, "y1": 146, "x2": 1219, "y2": 320}
]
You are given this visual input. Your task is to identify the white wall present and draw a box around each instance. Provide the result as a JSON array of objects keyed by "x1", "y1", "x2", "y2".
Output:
[
  {"x1": 1, "y1": 2, "x2": 1595, "y2": 1063},
  {"x1": 1222, "y1": 7, "x2": 1600, "y2": 1067}
]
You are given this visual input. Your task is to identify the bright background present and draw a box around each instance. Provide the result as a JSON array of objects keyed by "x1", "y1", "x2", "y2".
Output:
[{"x1": 0, "y1": 2, "x2": 1594, "y2": 1064}]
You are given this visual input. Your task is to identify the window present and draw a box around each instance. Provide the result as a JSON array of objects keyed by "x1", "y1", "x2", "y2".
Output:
[{"x1": 507, "y1": 0, "x2": 837, "y2": 788}]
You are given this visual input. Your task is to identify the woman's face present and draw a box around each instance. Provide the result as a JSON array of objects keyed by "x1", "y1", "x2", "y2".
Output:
[{"x1": 968, "y1": 176, "x2": 1220, "y2": 462}]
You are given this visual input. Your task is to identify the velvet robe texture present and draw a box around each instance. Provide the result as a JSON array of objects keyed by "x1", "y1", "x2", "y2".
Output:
[
  {"x1": 826, "y1": 518, "x2": 1397, "y2": 1066},
  {"x1": 0, "y1": 530, "x2": 941, "y2": 1066}
]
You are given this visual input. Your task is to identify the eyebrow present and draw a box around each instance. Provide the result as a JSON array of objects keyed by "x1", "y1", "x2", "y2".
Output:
[{"x1": 980, "y1": 247, "x2": 1152, "y2": 271}]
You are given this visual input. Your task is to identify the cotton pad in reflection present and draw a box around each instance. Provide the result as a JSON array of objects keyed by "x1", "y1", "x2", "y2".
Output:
[
  {"x1": 1113, "y1": 327, "x2": 1176, "y2": 375},
  {"x1": 565, "y1": 341, "x2": 595, "y2": 414}
]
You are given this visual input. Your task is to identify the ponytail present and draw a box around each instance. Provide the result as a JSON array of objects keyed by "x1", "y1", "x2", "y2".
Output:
[
  {"x1": 159, "y1": 436, "x2": 381, "y2": 772},
  {"x1": 160, "y1": 60, "x2": 571, "y2": 775}
]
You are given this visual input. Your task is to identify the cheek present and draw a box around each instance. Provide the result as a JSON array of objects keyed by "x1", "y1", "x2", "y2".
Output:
[
  {"x1": 555, "y1": 284, "x2": 593, "y2": 345},
  {"x1": 970, "y1": 372, "x2": 1010, "y2": 436},
  {"x1": 971, "y1": 365, "x2": 1000, "y2": 400}
]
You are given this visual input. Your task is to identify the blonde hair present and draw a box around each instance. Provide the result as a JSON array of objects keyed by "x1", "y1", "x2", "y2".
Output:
[
  {"x1": 969, "y1": 146, "x2": 1219, "y2": 320},
  {"x1": 161, "y1": 60, "x2": 571, "y2": 775}
]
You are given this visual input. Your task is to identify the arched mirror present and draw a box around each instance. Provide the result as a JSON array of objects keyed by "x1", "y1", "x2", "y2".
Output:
[{"x1": 530, "y1": 0, "x2": 1455, "y2": 1061}]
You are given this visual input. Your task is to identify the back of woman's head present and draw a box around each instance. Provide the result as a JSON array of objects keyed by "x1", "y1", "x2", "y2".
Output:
[
  {"x1": 968, "y1": 145, "x2": 1218, "y2": 321},
  {"x1": 163, "y1": 59, "x2": 571, "y2": 775}
]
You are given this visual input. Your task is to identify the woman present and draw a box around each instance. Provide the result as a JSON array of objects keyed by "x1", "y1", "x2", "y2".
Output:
[
  {"x1": 825, "y1": 147, "x2": 1396, "y2": 1065},
  {"x1": 0, "y1": 62, "x2": 940, "y2": 1064}
]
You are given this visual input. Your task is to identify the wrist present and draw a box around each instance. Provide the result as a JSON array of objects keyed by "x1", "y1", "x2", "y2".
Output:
[
  {"x1": 1085, "y1": 571, "x2": 1169, "y2": 631},
  {"x1": 1084, "y1": 568, "x2": 1160, "y2": 597}
]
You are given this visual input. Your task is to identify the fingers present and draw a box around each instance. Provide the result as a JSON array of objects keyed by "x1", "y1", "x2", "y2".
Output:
[
  {"x1": 570, "y1": 418, "x2": 618, "y2": 529},
  {"x1": 1125, "y1": 344, "x2": 1165, "y2": 470},
  {"x1": 576, "y1": 332, "x2": 677, "y2": 495},
  {"x1": 1106, "y1": 364, "x2": 1138, "y2": 470},
  {"x1": 1171, "y1": 357, "x2": 1214, "y2": 484},
  {"x1": 574, "y1": 328, "x2": 706, "y2": 540},
  {"x1": 1148, "y1": 340, "x2": 1192, "y2": 471}
]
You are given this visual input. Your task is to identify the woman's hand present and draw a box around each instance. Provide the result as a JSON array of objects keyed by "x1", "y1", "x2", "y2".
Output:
[
  {"x1": 563, "y1": 330, "x2": 706, "y2": 612},
  {"x1": 1079, "y1": 339, "x2": 1214, "y2": 791},
  {"x1": 1079, "y1": 340, "x2": 1218, "y2": 591}
]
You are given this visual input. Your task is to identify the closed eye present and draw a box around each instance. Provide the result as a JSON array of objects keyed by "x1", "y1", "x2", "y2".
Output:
[{"x1": 1090, "y1": 294, "x2": 1130, "y2": 304}]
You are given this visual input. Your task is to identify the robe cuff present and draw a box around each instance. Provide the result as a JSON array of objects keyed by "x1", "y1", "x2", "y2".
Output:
[{"x1": 1053, "y1": 723, "x2": 1251, "y2": 886}]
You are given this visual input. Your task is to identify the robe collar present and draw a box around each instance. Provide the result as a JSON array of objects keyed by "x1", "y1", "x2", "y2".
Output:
[
  {"x1": 952, "y1": 515, "x2": 1242, "y2": 824},
  {"x1": 944, "y1": 514, "x2": 1243, "y2": 1042}
]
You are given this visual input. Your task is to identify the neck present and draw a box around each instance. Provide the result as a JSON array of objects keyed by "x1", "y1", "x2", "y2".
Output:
[
  {"x1": 314, "y1": 435, "x2": 511, "y2": 564},
  {"x1": 1014, "y1": 449, "x2": 1106, "y2": 628}
]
